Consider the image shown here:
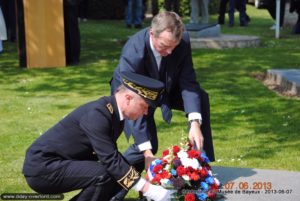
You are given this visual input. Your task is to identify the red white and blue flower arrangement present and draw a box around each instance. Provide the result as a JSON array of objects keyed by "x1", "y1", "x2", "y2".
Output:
[{"x1": 146, "y1": 139, "x2": 221, "y2": 201}]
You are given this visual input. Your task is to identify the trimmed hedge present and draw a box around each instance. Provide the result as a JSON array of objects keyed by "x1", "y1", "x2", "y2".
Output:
[{"x1": 87, "y1": 0, "x2": 219, "y2": 20}]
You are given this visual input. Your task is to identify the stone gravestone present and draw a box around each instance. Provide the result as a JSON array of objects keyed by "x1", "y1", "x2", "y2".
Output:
[
  {"x1": 212, "y1": 166, "x2": 300, "y2": 201},
  {"x1": 187, "y1": 0, "x2": 221, "y2": 38},
  {"x1": 185, "y1": 23, "x2": 221, "y2": 38},
  {"x1": 186, "y1": 0, "x2": 260, "y2": 49}
]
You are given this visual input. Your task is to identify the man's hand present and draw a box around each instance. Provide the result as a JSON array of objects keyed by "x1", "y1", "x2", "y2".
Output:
[
  {"x1": 144, "y1": 149, "x2": 156, "y2": 170},
  {"x1": 188, "y1": 121, "x2": 204, "y2": 151},
  {"x1": 143, "y1": 183, "x2": 175, "y2": 201}
]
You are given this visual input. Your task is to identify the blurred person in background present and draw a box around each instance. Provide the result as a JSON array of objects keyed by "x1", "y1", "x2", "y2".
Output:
[
  {"x1": 289, "y1": 0, "x2": 300, "y2": 34},
  {"x1": 78, "y1": 0, "x2": 88, "y2": 22},
  {"x1": 218, "y1": 0, "x2": 250, "y2": 26},
  {"x1": 125, "y1": 0, "x2": 144, "y2": 28},
  {"x1": 63, "y1": 0, "x2": 82, "y2": 65},
  {"x1": 190, "y1": 0, "x2": 209, "y2": 24},
  {"x1": 0, "y1": 4, "x2": 7, "y2": 53},
  {"x1": 164, "y1": 0, "x2": 180, "y2": 15},
  {"x1": 266, "y1": 0, "x2": 286, "y2": 30},
  {"x1": 0, "y1": 0, "x2": 16, "y2": 42}
]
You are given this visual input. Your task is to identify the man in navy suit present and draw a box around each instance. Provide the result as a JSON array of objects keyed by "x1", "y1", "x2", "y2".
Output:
[
  {"x1": 23, "y1": 72, "x2": 174, "y2": 201},
  {"x1": 110, "y1": 11, "x2": 215, "y2": 200}
]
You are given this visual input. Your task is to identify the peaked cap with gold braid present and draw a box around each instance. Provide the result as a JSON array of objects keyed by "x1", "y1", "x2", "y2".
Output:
[{"x1": 121, "y1": 72, "x2": 164, "y2": 107}]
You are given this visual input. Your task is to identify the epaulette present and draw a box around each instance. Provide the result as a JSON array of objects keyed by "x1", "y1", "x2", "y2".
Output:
[{"x1": 106, "y1": 103, "x2": 113, "y2": 114}]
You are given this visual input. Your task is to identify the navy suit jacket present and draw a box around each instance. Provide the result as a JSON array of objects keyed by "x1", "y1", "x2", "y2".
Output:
[
  {"x1": 112, "y1": 28, "x2": 201, "y2": 112},
  {"x1": 111, "y1": 28, "x2": 215, "y2": 161},
  {"x1": 23, "y1": 96, "x2": 140, "y2": 190}
]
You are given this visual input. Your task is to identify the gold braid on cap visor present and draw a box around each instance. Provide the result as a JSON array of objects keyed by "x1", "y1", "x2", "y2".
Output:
[{"x1": 123, "y1": 79, "x2": 158, "y2": 100}]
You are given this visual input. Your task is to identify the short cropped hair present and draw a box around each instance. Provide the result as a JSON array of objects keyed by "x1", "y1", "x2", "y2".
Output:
[
  {"x1": 151, "y1": 11, "x2": 184, "y2": 42},
  {"x1": 116, "y1": 84, "x2": 141, "y2": 100}
]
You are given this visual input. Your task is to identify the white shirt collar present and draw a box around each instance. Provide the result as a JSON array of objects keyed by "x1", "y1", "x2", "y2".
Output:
[
  {"x1": 117, "y1": 104, "x2": 124, "y2": 121},
  {"x1": 150, "y1": 36, "x2": 161, "y2": 58},
  {"x1": 149, "y1": 36, "x2": 162, "y2": 69}
]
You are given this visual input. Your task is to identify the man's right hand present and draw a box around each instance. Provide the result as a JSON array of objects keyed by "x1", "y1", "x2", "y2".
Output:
[{"x1": 144, "y1": 149, "x2": 156, "y2": 170}]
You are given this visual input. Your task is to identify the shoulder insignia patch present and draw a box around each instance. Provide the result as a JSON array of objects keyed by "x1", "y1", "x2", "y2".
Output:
[
  {"x1": 106, "y1": 103, "x2": 113, "y2": 114},
  {"x1": 117, "y1": 167, "x2": 140, "y2": 190}
]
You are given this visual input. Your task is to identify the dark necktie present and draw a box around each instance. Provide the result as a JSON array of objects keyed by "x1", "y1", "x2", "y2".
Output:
[{"x1": 159, "y1": 59, "x2": 172, "y2": 124}]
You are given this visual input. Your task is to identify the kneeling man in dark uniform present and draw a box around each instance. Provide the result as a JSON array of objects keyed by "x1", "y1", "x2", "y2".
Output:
[{"x1": 22, "y1": 72, "x2": 174, "y2": 201}]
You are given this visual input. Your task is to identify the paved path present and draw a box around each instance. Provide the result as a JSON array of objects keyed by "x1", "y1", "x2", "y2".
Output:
[{"x1": 213, "y1": 166, "x2": 300, "y2": 201}]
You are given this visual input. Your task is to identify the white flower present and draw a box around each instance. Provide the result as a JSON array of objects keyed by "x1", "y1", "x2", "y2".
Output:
[
  {"x1": 214, "y1": 178, "x2": 220, "y2": 186},
  {"x1": 182, "y1": 174, "x2": 190, "y2": 181},
  {"x1": 160, "y1": 179, "x2": 172, "y2": 188},
  {"x1": 181, "y1": 157, "x2": 200, "y2": 169},
  {"x1": 177, "y1": 150, "x2": 188, "y2": 159}
]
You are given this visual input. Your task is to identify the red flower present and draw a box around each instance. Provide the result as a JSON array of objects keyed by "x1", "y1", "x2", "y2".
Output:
[
  {"x1": 153, "y1": 164, "x2": 163, "y2": 174},
  {"x1": 199, "y1": 168, "x2": 208, "y2": 178},
  {"x1": 189, "y1": 171, "x2": 200, "y2": 181},
  {"x1": 160, "y1": 170, "x2": 171, "y2": 179},
  {"x1": 208, "y1": 191, "x2": 217, "y2": 199},
  {"x1": 172, "y1": 145, "x2": 180, "y2": 156},
  {"x1": 187, "y1": 150, "x2": 200, "y2": 158},
  {"x1": 187, "y1": 150, "x2": 200, "y2": 159},
  {"x1": 184, "y1": 193, "x2": 196, "y2": 201},
  {"x1": 162, "y1": 149, "x2": 169, "y2": 157},
  {"x1": 152, "y1": 174, "x2": 162, "y2": 184},
  {"x1": 176, "y1": 165, "x2": 187, "y2": 176},
  {"x1": 210, "y1": 183, "x2": 220, "y2": 190},
  {"x1": 186, "y1": 166, "x2": 195, "y2": 173}
]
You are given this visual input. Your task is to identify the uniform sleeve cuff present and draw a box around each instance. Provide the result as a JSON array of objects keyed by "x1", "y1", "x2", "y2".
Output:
[
  {"x1": 138, "y1": 141, "x2": 152, "y2": 151},
  {"x1": 188, "y1": 112, "x2": 202, "y2": 122},
  {"x1": 132, "y1": 178, "x2": 146, "y2": 192}
]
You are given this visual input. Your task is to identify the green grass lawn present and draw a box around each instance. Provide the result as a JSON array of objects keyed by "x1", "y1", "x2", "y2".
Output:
[{"x1": 0, "y1": 5, "x2": 299, "y2": 200}]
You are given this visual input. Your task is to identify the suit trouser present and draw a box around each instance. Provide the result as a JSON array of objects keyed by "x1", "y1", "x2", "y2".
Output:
[
  {"x1": 190, "y1": 0, "x2": 209, "y2": 24},
  {"x1": 218, "y1": 0, "x2": 250, "y2": 25},
  {"x1": 266, "y1": 0, "x2": 286, "y2": 27},
  {"x1": 228, "y1": 0, "x2": 247, "y2": 26},
  {"x1": 24, "y1": 160, "x2": 122, "y2": 201},
  {"x1": 64, "y1": 3, "x2": 80, "y2": 65}
]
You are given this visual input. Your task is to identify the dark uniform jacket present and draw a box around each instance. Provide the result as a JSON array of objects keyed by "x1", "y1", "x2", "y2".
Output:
[
  {"x1": 111, "y1": 28, "x2": 215, "y2": 161},
  {"x1": 23, "y1": 96, "x2": 139, "y2": 190}
]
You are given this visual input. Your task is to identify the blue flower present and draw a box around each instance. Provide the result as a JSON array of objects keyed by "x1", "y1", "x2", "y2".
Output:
[
  {"x1": 149, "y1": 159, "x2": 163, "y2": 173},
  {"x1": 196, "y1": 192, "x2": 208, "y2": 201},
  {"x1": 200, "y1": 181, "x2": 209, "y2": 191},
  {"x1": 205, "y1": 177, "x2": 215, "y2": 185},
  {"x1": 171, "y1": 169, "x2": 177, "y2": 176},
  {"x1": 154, "y1": 159, "x2": 163, "y2": 165},
  {"x1": 201, "y1": 153, "x2": 210, "y2": 163}
]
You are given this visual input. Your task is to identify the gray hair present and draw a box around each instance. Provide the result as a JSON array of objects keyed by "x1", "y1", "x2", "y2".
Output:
[
  {"x1": 116, "y1": 84, "x2": 141, "y2": 100},
  {"x1": 150, "y1": 11, "x2": 184, "y2": 41}
]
